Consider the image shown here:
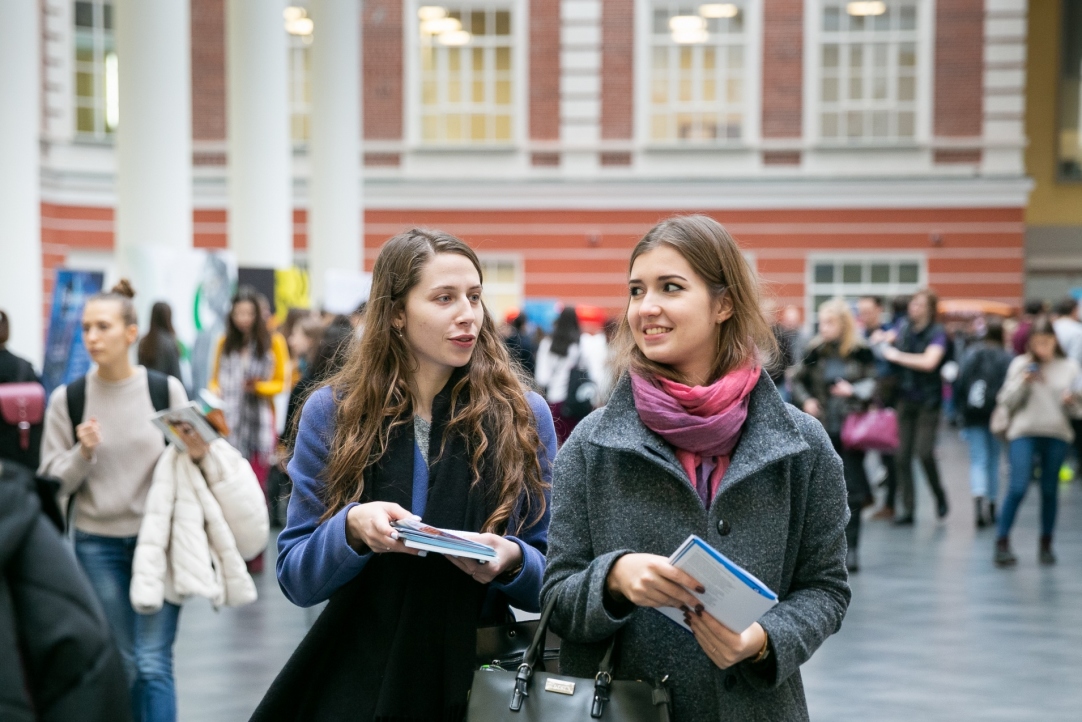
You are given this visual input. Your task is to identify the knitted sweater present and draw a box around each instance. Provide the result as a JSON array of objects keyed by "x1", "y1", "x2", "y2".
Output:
[
  {"x1": 38, "y1": 367, "x2": 188, "y2": 537},
  {"x1": 998, "y1": 355, "x2": 1082, "y2": 443}
]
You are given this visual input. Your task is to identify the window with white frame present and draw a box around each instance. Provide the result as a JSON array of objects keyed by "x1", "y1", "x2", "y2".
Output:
[
  {"x1": 648, "y1": 2, "x2": 752, "y2": 143},
  {"x1": 285, "y1": 5, "x2": 314, "y2": 144},
  {"x1": 74, "y1": 0, "x2": 117, "y2": 139},
  {"x1": 478, "y1": 256, "x2": 523, "y2": 322},
  {"x1": 806, "y1": 255, "x2": 924, "y2": 322},
  {"x1": 817, "y1": 0, "x2": 921, "y2": 142},
  {"x1": 416, "y1": 3, "x2": 515, "y2": 144}
]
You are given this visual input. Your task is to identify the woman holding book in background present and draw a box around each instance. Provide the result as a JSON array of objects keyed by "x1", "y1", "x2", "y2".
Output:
[
  {"x1": 39, "y1": 280, "x2": 189, "y2": 722},
  {"x1": 541, "y1": 216, "x2": 851, "y2": 721},
  {"x1": 252, "y1": 229, "x2": 556, "y2": 722}
]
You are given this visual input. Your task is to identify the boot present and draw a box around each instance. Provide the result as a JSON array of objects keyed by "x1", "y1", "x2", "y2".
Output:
[
  {"x1": 994, "y1": 537, "x2": 1017, "y2": 567},
  {"x1": 987, "y1": 501, "x2": 996, "y2": 525},
  {"x1": 846, "y1": 548, "x2": 859, "y2": 573},
  {"x1": 1039, "y1": 535, "x2": 1056, "y2": 565},
  {"x1": 974, "y1": 497, "x2": 987, "y2": 529}
]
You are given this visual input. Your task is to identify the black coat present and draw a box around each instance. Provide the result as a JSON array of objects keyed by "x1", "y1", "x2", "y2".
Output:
[{"x1": 0, "y1": 462, "x2": 131, "y2": 722}]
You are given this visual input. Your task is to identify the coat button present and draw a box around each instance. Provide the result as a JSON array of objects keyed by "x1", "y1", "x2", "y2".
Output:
[
  {"x1": 717, "y1": 519, "x2": 731, "y2": 536},
  {"x1": 724, "y1": 675, "x2": 738, "y2": 691}
]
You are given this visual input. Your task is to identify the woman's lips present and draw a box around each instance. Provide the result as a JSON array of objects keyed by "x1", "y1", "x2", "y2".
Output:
[{"x1": 449, "y1": 335, "x2": 476, "y2": 348}]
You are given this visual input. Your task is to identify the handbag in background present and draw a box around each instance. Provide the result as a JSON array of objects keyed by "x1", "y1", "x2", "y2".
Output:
[
  {"x1": 841, "y1": 407, "x2": 899, "y2": 453},
  {"x1": 0, "y1": 381, "x2": 45, "y2": 453},
  {"x1": 467, "y1": 597, "x2": 671, "y2": 722}
]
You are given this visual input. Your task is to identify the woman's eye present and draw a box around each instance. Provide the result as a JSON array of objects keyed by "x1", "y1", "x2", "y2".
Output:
[
  {"x1": 629, "y1": 287, "x2": 643, "y2": 297},
  {"x1": 469, "y1": 293, "x2": 481, "y2": 303},
  {"x1": 436, "y1": 295, "x2": 451, "y2": 303},
  {"x1": 664, "y1": 283, "x2": 683, "y2": 293}
]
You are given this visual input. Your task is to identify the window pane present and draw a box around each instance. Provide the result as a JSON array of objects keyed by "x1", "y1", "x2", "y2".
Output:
[
  {"x1": 900, "y1": 5, "x2": 917, "y2": 30},
  {"x1": 847, "y1": 111, "x2": 864, "y2": 138},
  {"x1": 76, "y1": 106, "x2": 96, "y2": 132},
  {"x1": 823, "y1": 6, "x2": 840, "y2": 31},
  {"x1": 1059, "y1": 0, "x2": 1082, "y2": 179},
  {"x1": 871, "y1": 110, "x2": 889, "y2": 137},
  {"x1": 870, "y1": 263, "x2": 890, "y2": 284},
  {"x1": 897, "y1": 111, "x2": 915, "y2": 137},
  {"x1": 898, "y1": 75, "x2": 915, "y2": 101},
  {"x1": 76, "y1": 71, "x2": 95, "y2": 97},
  {"x1": 495, "y1": 11, "x2": 511, "y2": 35},
  {"x1": 823, "y1": 45, "x2": 839, "y2": 68},
  {"x1": 814, "y1": 264, "x2": 835, "y2": 283},
  {"x1": 75, "y1": 2, "x2": 94, "y2": 27},
  {"x1": 842, "y1": 264, "x2": 863, "y2": 284},
  {"x1": 822, "y1": 77, "x2": 839, "y2": 102},
  {"x1": 821, "y1": 112, "x2": 839, "y2": 137},
  {"x1": 898, "y1": 263, "x2": 919, "y2": 284},
  {"x1": 103, "y1": 3, "x2": 113, "y2": 30}
]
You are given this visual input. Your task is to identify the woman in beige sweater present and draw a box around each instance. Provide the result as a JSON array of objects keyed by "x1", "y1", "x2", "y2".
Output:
[
  {"x1": 39, "y1": 281, "x2": 187, "y2": 722},
  {"x1": 994, "y1": 320, "x2": 1082, "y2": 567}
]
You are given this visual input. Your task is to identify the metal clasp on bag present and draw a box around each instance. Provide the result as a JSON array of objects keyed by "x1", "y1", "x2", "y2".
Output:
[
  {"x1": 591, "y1": 671, "x2": 612, "y2": 718},
  {"x1": 510, "y1": 663, "x2": 531, "y2": 712}
]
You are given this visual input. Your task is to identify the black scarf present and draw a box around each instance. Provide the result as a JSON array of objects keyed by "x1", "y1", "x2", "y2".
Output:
[{"x1": 251, "y1": 370, "x2": 499, "y2": 722}]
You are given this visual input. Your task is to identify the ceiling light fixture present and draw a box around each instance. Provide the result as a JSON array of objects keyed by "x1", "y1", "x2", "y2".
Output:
[
  {"x1": 846, "y1": 1, "x2": 887, "y2": 16},
  {"x1": 699, "y1": 3, "x2": 739, "y2": 18}
]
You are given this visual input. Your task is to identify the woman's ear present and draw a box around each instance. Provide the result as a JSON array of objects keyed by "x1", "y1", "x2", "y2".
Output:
[
  {"x1": 126, "y1": 324, "x2": 140, "y2": 346},
  {"x1": 715, "y1": 293, "x2": 735, "y2": 325}
]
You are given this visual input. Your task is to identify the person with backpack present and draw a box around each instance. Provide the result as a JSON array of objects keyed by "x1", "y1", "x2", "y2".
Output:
[
  {"x1": 879, "y1": 289, "x2": 951, "y2": 524},
  {"x1": 0, "y1": 310, "x2": 46, "y2": 470},
  {"x1": 136, "y1": 302, "x2": 183, "y2": 386},
  {"x1": 954, "y1": 318, "x2": 1012, "y2": 528},
  {"x1": 38, "y1": 280, "x2": 188, "y2": 722},
  {"x1": 535, "y1": 306, "x2": 606, "y2": 444}
]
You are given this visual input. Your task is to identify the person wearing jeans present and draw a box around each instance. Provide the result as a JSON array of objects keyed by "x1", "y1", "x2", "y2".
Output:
[
  {"x1": 74, "y1": 532, "x2": 181, "y2": 722},
  {"x1": 994, "y1": 320, "x2": 1082, "y2": 566},
  {"x1": 38, "y1": 281, "x2": 189, "y2": 722},
  {"x1": 959, "y1": 426, "x2": 1002, "y2": 525}
]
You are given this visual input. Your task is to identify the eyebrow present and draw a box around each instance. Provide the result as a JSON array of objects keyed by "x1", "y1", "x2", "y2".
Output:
[
  {"x1": 430, "y1": 284, "x2": 483, "y2": 292},
  {"x1": 628, "y1": 274, "x2": 688, "y2": 284}
]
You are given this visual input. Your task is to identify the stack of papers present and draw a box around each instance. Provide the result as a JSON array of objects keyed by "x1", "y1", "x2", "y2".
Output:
[
  {"x1": 150, "y1": 402, "x2": 221, "y2": 453},
  {"x1": 390, "y1": 519, "x2": 497, "y2": 563},
  {"x1": 656, "y1": 535, "x2": 778, "y2": 634}
]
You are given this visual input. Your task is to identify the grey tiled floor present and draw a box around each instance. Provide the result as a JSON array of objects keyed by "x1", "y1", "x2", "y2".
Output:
[{"x1": 175, "y1": 427, "x2": 1082, "y2": 721}]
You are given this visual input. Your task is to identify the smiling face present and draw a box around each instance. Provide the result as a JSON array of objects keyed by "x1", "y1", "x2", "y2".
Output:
[
  {"x1": 82, "y1": 299, "x2": 138, "y2": 368},
  {"x1": 628, "y1": 245, "x2": 732, "y2": 386},
  {"x1": 397, "y1": 252, "x2": 484, "y2": 380}
]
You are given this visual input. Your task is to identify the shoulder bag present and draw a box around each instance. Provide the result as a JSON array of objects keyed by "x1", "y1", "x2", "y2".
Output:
[
  {"x1": 0, "y1": 382, "x2": 45, "y2": 452},
  {"x1": 467, "y1": 597, "x2": 671, "y2": 722},
  {"x1": 841, "y1": 407, "x2": 899, "y2": 453}
]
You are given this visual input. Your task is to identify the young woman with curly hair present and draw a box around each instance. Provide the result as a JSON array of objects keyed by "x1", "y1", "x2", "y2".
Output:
[{"x1": 253, "y1": 229, "x2": 556, "y2": 722}]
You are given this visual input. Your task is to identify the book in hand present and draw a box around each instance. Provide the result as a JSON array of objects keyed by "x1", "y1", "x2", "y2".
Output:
[
  {"x1": 655, "y1": 535, "x2": 779, "y2": 634},
  {"x1": 150, "y1": 402, "x2": 221, "y2": 454},
  {"x1": 390, "y1": 519, "x2": 497, "y2": 563}
]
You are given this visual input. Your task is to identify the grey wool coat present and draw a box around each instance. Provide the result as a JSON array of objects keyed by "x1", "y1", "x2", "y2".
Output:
[{"x1": 540, "y1": 371, "x2": 851, "y2": 722}]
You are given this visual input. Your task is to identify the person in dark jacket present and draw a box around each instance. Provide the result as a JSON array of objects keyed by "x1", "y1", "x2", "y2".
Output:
[
  {"x1": 791, "y1": 299, "x2": 877, "y2": 572},
  {"x1": 0, "y1": 311, "x2": 45, "y2": 470},
  {"x1": 0, "y1": 460, "x2": 131, "y2": 722},
  {"x1": 136, "y1": 302, "x2": 183, "y2": 384},
  {"x1": 954, "y1": 318, "x2": 1012, "y2": 528},
  {"x1": 542, "y1": 216, "x2": 850, "y2": 722}
]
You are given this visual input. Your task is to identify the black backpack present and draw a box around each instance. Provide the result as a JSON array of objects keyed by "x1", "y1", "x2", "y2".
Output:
[
  {"x1": 65, "y1": 369, "x2": 172, "y2": 435},
  {"x1": 956, "y1": 347, "x2": 1009, "y2": 420}
]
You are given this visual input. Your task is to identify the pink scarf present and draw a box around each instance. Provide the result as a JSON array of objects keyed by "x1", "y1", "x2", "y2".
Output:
[{"x1": 630, "y1": 365, "x2": 760, "y2": 507}]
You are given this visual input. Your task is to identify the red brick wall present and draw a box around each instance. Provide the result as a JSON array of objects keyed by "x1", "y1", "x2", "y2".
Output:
[
  {"x1": 530, "y1": 0, "x2": 560, "y2": 142},
  {"x1": 934, "y1": 0, "x2": 984, "y2": 139},
  {"x1": 191, "y1": 0, "x2": 225, "y2": 141},
  {"x1": 761, "y1": 0, "x2": 803, "y2": 140},
  {"x1": 364, "y1": 0, "x2": 403, "y2": 142},
  {"x1": 934, "y1": 0, "x2": 986, "y2": 165},
  {"x1": 601, "y1": 0, "x2": 634, "y2": 140}
]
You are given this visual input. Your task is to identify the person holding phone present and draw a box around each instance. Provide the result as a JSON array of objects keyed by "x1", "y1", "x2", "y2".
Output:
[
  {"x1": 993, "y1": 320, "x2": 1082, "y2": 566},
  {"x1": 252, "y1": 230, "x2": 556, "y2": 722},
  {"x1": 541, "y1": 216, "x2": 850, "y2": 721}
]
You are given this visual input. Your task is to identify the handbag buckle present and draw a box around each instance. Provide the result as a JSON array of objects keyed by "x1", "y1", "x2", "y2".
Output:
[
  {"x1": 591, "y1": 671, "x2": 612, "y2": 718},
  {"x1": 510, "y1": 663, "x2": 531, "y2": 712}
]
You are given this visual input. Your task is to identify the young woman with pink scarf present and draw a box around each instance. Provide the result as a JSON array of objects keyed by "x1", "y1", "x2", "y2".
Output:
[{"x1": 542, "y1": 216, "x2": 851, "y2": 722}]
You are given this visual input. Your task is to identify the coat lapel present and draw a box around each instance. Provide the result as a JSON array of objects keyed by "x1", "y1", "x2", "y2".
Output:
[{"x1": 589, "y1": 371, "x2": 810, "y2": 498}]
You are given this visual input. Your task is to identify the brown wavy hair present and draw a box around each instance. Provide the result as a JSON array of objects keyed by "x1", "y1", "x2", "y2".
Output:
[
  {"x1": 318, "y1": 229, "x2": 547, "y2": 534},
  {"x1": 611, "y1": 215, "x2": 778, "y2": 385}
]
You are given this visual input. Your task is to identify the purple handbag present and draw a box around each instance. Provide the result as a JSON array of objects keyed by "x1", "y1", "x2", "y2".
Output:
[{"x1": 841, "y1": 407, "x2": 899, "y2": 452}]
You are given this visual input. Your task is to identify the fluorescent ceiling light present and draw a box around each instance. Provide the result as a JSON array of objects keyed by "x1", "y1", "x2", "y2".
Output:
[
  {"x1": 285, "y1": 16, "x2": 314, "y2": 35},
  {"x1": 672, "y1": 28, "x2": 709, "y2": 44},
  {"x1": 437, "y1": 29, "x2": 472, "y2": 46},
  {"x1": 846, "y1": 1, "x2": 887, "y2": 16},
  {"x1": 669, "y1": 15, "x2": 707, "y2": 32},
  {"x1": 418, "y1": 6, "x2": 448, "y2": 21},
  {"x1": 421, "y1": 17, "x2": 462, "y2": 35},
  {"x1": 283, "y1": 6, "x2": 306, "y2": 22},
  {"x1": 699, "y1": 4, "x2": 739, "y2": 18}
]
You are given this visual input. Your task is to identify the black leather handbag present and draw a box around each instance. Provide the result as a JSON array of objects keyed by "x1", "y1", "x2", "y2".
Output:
[{"x1": 467, "y1": 598, "x2": 671, "y2": 721}]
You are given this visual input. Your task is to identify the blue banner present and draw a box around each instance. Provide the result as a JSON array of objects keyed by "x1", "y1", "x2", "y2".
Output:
[{"x1": 42, "y1": 269, "x2": 104, "y2": 396}]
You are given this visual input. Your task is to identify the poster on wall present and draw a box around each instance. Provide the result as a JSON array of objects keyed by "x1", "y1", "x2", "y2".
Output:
[{"x1": 41, "y1": 269, "x2": 105, "y2": 396}]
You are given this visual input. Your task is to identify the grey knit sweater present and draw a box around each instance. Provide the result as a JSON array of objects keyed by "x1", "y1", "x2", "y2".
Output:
[{"x1": 541, "y1": 372, "x2": 851, "y2": 722}]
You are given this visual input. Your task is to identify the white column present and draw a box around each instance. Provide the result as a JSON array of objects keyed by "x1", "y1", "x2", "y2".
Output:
[
  {"x1": 307, "y1": 0, "x2": 363, "y2": 306},
  {"x1": 228, "y1": 0, "x2": 293, "y2": 269},
  {"x1": 981, "y1": 0, "x2": 1028, "y2": 176},
  {"x1": 0, "y1": 1, "x2": 43, "y2": 366},
  {"x1": 114, "y1": 0, "x2": 193, "y2": 309},
  {"x1": 560, "y1": 0, "x2": 602, "y2": 174}
]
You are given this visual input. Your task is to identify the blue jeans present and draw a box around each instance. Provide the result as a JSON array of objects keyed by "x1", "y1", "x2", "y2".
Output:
[
  {"x1": 74, "y1": 531, "x2": 181, "y2": 722},
  {"x1": 960, "y1": 425, "x2": 1002, "y2": 501},
  {"x1": 997, "y1": 437, "x2": 1069, "y2": 539}
]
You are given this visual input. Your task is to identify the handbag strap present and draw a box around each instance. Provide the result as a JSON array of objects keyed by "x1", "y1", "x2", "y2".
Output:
[{"x1": 511, "y1": 594, "x2": 620, "y2": 714}]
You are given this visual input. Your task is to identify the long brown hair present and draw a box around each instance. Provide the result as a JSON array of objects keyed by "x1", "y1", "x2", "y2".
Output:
[
  {"x1": 319, "y1": 229, "x2": 547, "y2": 534},
  {"x1": 611, "y1": 215, "x2": 777, "y2": 385},
  {"x1": 222, "y1": 286, "x2": 271, "y2": 357}
]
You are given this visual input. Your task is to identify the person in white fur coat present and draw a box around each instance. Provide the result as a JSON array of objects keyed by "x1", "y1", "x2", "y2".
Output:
[{"x1": 130, "y1": 422, "x2": 269, "y2": 614}]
